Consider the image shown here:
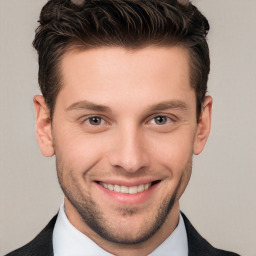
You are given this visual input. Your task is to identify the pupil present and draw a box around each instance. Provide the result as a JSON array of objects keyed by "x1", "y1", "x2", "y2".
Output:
[
  {"x1": 90, "y1": 117, "x2": 100, "y2": 125},
  {"x1": 156, "y1": 116, "x2": 166, "y2": 125}
]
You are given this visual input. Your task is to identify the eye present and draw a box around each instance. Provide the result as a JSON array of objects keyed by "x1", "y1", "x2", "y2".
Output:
[
  {"x1": 151, "y1": 116, "x2": 172, "y2": 125},
  {"x1": 86, "y1": 116, "x2": 105, "y2": 126}
]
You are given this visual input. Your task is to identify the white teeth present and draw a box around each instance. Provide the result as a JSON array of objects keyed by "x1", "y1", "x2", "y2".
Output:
[
  {"x1": 100, "y1": 182, "x2": 152, "y2": 194},
  {"x1": 145, "y1": 183, "x2": 150, "y2": 190},
  {"x1": 129, "y1": 186, "x2": 138, "y2": 194},
  {"x1": 114, "y1": 185, "x2": 121, "y2": 192},
  {"x1": 138, "y1": 184, "x2": 145, "y2": 193},
  {"x1": 107, "y1": 184, "x2": 114, "y2": 191},
  {"x1": 121, "y1": 186, "x2": 129, "y2": 193}
]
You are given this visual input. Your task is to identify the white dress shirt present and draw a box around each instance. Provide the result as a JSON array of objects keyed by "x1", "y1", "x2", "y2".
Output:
[{"x1": 53, "y1": 203, "x2": 188, "y2": 256}]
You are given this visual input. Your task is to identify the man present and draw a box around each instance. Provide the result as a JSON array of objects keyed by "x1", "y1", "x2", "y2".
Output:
[{"x1": 6, "y1": 0, "x2": 240, "y2": 255}]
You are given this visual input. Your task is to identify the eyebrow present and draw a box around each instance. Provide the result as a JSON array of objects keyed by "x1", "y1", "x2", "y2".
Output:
[
  {"x1": 66, "y1": 99, "x2": 188, "y2": 113},
  {"x1": 147, "y1": 100, "x2": 189, "y2": 112},
  {"x1": 66, "y1": 100, "x2": 112, "y2": 113}
]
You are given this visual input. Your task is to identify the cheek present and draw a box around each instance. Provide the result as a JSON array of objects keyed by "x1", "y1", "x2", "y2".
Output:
[
  {"x1": 149, "y1": 129, "x2": 195, "y2": 174},
  {"x1": 53, "y1": 130, "x2": 105, "y2": 174}
]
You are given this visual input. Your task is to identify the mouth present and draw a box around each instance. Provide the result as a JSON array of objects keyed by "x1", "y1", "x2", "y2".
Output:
[{"x1": 97, "y1": 181, "x2": 160, "y2": 195}]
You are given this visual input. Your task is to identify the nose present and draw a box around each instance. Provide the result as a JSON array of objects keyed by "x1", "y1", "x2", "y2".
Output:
[{"x1": 108, "y1": 125, "x2": 150, "y2": 173}]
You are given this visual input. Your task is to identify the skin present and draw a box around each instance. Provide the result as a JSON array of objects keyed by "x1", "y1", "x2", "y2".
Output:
[{"x1": 34, "y1": 46, "x2": 212, "y2": 256}]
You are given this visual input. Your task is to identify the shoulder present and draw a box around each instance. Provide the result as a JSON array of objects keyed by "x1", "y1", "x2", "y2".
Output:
[
  {"x1": 5, "y1": 215, "x2": 57, "y2": 256},
  {"x1": 181, "y1": 212, "x2": 240, "y2": 256}
]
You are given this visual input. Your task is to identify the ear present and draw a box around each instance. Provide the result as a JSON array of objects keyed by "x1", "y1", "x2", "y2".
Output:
[
  {"x1": 34, "y1": 95, "x2": 55, "y2": 157},
  {"x1": 193, "y1": 96, "x2": 213, "y2": 155}
]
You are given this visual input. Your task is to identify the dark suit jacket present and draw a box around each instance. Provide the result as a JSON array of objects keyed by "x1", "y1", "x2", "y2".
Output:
[{"x1": 6, "y1": 213, "x2": 240, "y2": 256}]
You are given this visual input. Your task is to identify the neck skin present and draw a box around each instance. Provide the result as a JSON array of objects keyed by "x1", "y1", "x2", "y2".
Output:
[{"x1": 64, "y1": 197, "x2": 180, "y2": 256}]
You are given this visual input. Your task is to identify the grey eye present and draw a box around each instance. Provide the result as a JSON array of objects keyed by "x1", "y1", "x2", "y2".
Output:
[{"x1": 154, "y1": 116, "x2": 169, "y2": 125}]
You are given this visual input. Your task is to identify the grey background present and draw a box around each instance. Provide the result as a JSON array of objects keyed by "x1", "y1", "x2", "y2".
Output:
[{"x1": 0, "y1": 0, "x2": 255, "y2": 255}]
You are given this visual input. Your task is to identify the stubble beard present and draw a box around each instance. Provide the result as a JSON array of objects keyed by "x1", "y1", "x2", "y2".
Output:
[{"x1": 56, "y1": 160, "x2": 192, "y2": 245}]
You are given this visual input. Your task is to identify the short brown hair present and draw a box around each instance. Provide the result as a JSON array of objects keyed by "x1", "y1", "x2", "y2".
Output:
[{"x1": 33, "y1": 0, "x2": 210, "y2": 119}]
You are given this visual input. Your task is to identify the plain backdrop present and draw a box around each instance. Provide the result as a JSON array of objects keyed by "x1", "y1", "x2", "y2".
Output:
[{"x1": 0, "y1": 1, "x2": 255, "y2": 255}]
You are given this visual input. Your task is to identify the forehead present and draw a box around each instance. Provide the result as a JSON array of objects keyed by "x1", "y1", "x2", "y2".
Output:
[{"x1": 57, "y1": 46, "x2": 195, "y2": 110}]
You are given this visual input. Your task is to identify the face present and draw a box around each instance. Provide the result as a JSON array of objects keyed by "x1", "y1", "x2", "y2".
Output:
[{"x1": 35, "y1": 46, "x2": 212, "y2": 251}]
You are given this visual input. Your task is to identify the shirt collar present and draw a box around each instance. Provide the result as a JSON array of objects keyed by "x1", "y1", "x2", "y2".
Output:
[
  {"x1": 150, "y1": 212, "x2": 188, "y2": 256},
  {"x1": 53, "y1": 203, "x2": 188, "y2": 256}
]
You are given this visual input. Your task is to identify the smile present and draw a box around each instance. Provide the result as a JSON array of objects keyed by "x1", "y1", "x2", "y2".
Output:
[{"x1": 99, "y1": 182, "x2": 152, "y2": 194}]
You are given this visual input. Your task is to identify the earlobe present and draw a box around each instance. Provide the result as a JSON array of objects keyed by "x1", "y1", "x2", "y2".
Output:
[
  {"x1": 193, "y1": 96, "x2": 213, "y2": 155},
  {"x1": 34, "y1": 95, "x2": 55, "y2": 157}
]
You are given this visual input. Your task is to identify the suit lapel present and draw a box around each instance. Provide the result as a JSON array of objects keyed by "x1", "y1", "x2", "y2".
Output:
[
  {"x1": 181, "y1": 212, "x2": 240, "y2": 256},
  {"x1": 181, "y1": 212, "x2": 217, "y2": 256},
  {"x1": 6, "y1": 215, "x2": 57, "y2": 256},
  {"x1": 31, "y1": 215, "x2": 57, "y2": 256}
]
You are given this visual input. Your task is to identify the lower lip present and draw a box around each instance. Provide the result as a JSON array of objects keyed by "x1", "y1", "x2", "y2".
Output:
[{"x1": 95, "y1": 182, "x2": 160, "y2": 206}]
